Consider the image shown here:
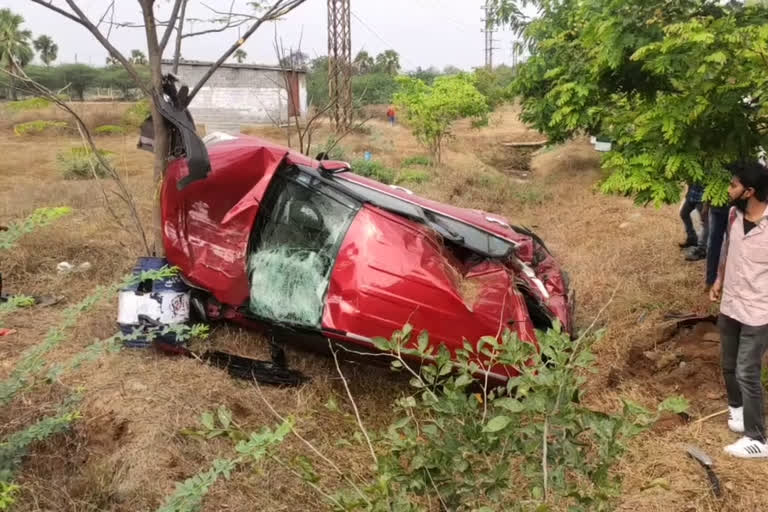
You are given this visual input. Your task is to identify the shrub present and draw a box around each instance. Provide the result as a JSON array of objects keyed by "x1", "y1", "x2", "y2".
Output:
[
  {"x1": 94, "y1": 124, "x2": 125, "y2": 135},
  {"x1": 314, "y1": 136, "x2": 346, "y2": 161},
  {"x1": 396, "y1": 169, "x2": 430, "y2": 185},
  {"x1": 56, "y1": 147, "x2": 115, "y2": 180},
  {"x1": 351, "y1": 159, "x2": 396, "y2": 184},
  {"x1": 401, "y1": 155, "x2": 432, "y2": 167},
  {"x1": 12, "y1": 120, "x2": 67, "y2": 136},
  {"x1": 122, "y1": 98, "x2": 150, "y2": 128},
  {"x1": 4, "y1": 98, "x2": 51, "y2": 113}
]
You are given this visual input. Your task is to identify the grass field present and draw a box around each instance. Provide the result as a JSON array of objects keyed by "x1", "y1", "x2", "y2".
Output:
[{"x1": 0, "y1": 102, "x2": 761, "y2": 511}]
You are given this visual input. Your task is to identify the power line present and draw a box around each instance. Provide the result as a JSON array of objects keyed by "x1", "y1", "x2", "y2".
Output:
[{"x1": 350, "y1": 10, "x2": 418, "y2": 68}]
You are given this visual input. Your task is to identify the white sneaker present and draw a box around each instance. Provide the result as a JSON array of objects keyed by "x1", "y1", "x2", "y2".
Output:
[
  {"x1": 728, "y1": 406, "x2": 745, "y2": 433},
  {"x1": 724, "y1": 436, "x2": 768, "y2": 458}
]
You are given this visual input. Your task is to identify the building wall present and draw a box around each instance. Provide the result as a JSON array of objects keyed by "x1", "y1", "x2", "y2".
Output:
[{"x1": 162, "y1": 63, "x2": 307, "y2": 133}]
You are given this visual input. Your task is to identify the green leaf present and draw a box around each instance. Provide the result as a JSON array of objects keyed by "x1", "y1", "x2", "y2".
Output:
[
  {"x1": 200, "y1": 411, "x2": 215, "y2": 430},
  {"x1": 494, "y1": 397, "x2": 525, "y2": 413},
  {"x1": 217, "y1": 406, "x2": 232, "y2": 430},
  {"x1": 417, "y1": 330, "x2": 429, "y2": 353},
  {"x1": 325, "y1": 396, "x2": 339, "y2": 412},
  {"x1": 658, "y1": 395, "x2": 689, "y2": 414},
  {"x1": 483, "y1": 415, "x2": 512, "y2": 433}
]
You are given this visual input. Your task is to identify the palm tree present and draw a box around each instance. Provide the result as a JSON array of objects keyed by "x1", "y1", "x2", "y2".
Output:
[
  {"x1": 353, "y1": 50, "x2": 374, "y2": 74},
  {"x1": 0, "y1": 8, "x2": 33, "y2": 99},
  {"x1": 234, "y1": 49, "x2": 247, "y2": 64},
  {"x1": 375, "y1": 50, "x2": 400, "y2": 75},
  {"x1": 33, "y1": 34, "x2": 58, "y2": 66}
]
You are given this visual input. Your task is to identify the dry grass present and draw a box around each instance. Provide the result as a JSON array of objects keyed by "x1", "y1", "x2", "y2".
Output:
[{"x1": 1, "y1": 102, "x2": 760, "y2": 511}]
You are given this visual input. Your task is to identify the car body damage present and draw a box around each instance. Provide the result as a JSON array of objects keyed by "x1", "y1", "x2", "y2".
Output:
[{"x1": 161, "y1": 134, "x2": 573, "y2": 382}]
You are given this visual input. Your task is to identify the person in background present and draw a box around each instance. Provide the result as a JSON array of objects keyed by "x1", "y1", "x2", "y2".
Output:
[
  {"x1": 386, "y1": 105, "x2": 396, "y2": 125},
  {"x1": 679, "y1": 182, "x2": 706, "y2": 255},
  {"x1": 706, "y1": 204, "x2": 730, "y2": 289},
  {"x1": 710, "y1": 161, "x2": 768, "y2": 458}
]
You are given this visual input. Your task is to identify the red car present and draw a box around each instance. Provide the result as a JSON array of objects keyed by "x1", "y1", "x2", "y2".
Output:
[{"x1": 159, "y1": 131, "x2": 572, "y2": 382}]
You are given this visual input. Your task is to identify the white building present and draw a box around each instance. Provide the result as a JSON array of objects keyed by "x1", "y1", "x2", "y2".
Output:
[{"x1": 162, "y1": 60, "x2": 308, "y2": 134}]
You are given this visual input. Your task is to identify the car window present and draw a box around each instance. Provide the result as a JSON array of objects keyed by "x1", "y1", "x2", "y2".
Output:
[
  {"x1": 248, "y1": 169, "x2": 359, "y2": 327},
  {"x1": 336, "y1": 178, "x2": 512, "y2": 258}
]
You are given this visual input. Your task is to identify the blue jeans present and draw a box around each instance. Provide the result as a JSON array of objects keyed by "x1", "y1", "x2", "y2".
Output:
[
  {"x1": 707, "y1": 206, "x2": 729, "y2": 286},
  {"x1": 680, "y1": 197, "x2": 702, "y2": 244}
]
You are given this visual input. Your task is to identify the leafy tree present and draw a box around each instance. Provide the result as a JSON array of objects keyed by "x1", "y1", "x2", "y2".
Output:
[
  {"x1": 33, "y1": 35, "x2": 57, "y2": 66},
  {"x1": 374, "y1": 49, "x2": 400, "y2": 75},
  {"x1": 129, "y1": 49, "x2": 147, "y2": 66},
  {"x1": 408, "y1": 65, "x2": 441, "y2": 85},
  {"x1": 394, "y1": 73, "x2": 489, "y2": 162},
  {"x1": 59, "y1": 64, "x2": 98, "y2": 101},
  {"x1": 278, "y1": 49, "x2": 308, "y2": 69},
  {"x1": 353, "y1": 72, "x2": 398, "y2": 104},
  {"x1": 509, "y1": 0, "x2": 768, "y2": 205},
  {"x1": 306, "y1": 56, "x2": 329, "y2": 106},
  {"x1": 233, "y1": 48, "x2": 247, "y2": 63},
  {"x1": 0, "y1": 8, "x2": 33, "y2": 99},
  {"x1": 473, "y1": 65, "x2": 516, "y2": 109},
  {"x1": 442, "y1": 65, "x2": 462, "y2": 75},
  {"x1": 353, "y1": 50, "x2": 374, "y2": 74},
  {"x1": 24, "y1": 65, "x2": 65, "y2": 92},
  {"x1": 105, "y1": 55, "x2": 119, "y2": 66}
]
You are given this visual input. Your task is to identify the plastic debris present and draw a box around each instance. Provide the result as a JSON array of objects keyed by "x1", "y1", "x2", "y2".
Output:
[
  {"x1": 57, "y1": 261, "x2": 92, "y2": 274},
  {"x1": 0, "y1": 328, "x2": 17, "y2": 337}
]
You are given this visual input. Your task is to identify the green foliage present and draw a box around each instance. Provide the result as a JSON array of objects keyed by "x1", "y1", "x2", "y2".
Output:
[
  {"x1": 94, "y1": 124, "x2": 125, "y2": 135},
  {"x1": 0, "y1": 206, "x2": 71, "y2": 251},
  {"x1": 331, "y1": 324, "x2": 689, "y2": 510},
  {"x1": 123, "y1": 98, "x2": 151, "y2": 128},
  {"x1": 0, "y1": 481, "x2": 18, "y2": 510},
  {"x1": 512, "y1": 0, "x2": 768, "y2": 206},
  {"x1": 0, "y1": 409, "x2": 81, "y2": 484},
  {"x1": 12, "y1": 119, "x2": 67, "y2": 136},
  {"x1": 514, "y1": 186, "x2": 553, "y2": 205},
  {"x1": 33, "y1": 35, "x2": 57, "y2": 66},
  {"x1": 351, "y1": 160, "x2": 396, "y2": 184},
  {"x1": 0, "y1": 8, "x2": 33, "y2": 74},
  {"x1": 400, "y1": 155, "x2": 432, "y2": 167},
  {"x1": 4, "y1": 97, "x2": 50, "y2": 112},
  {"x1": 394, "y1": 74, "x2": 490, "y2": 162},
  {"x1": 395, "y1": 169, "x2": 430, "y2": 185},
  {"x1": 58, "y1": 63, "x2": 99, "y2": 101},
  {"x1": 56, "y1": 146, "x2": 114, "y2": 179},
  {"x1": 159, "y1": 411, "x2": 293, "y2": 512},
  {"x1": 473, "y1": 65, "x2": 517, "y2": 109},
  {"x1": 353, "y1": 72, "x2": 399, "y2": 105}
]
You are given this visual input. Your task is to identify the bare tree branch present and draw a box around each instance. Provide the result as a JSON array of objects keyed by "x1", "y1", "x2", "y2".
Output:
[
  {"x1": 172, "y1": 0, "x2": 190, "y2": 74},
  {"x1": 187, "y1": 0, "x2": 307, "y2": 102},
  {"x1": 30, "y1": 0, "x2": 149, "y2": 96},
  {"x1": 160, "y1": 0, "x2": 184, "y2": 52},
  {"x1": 95, "y1": 1, "x2": 116, "y2": 40}
]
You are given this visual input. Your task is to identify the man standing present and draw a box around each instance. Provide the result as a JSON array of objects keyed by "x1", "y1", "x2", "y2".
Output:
[
  {"x1": 710, "y1": 161, "x2": 768, "y2": 458},
  {"x1": 679, "y1": 182, "x2": 706, "y2": 255},
  {"x1": 386, "y1": 105, "x2": 396, "y2": 126}
]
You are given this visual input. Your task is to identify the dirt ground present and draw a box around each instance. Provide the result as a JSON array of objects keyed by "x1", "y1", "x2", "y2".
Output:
[{"x1": 0, "y1": 103, "x2": 761, "y2": 511}]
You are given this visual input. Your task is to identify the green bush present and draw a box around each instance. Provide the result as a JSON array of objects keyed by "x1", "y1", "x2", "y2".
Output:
[
  {"x1": 351, "y1": 159, "x2": 396, "y2": 184},
  {"x1": 122, "y1": 99, "x2": 150, "y2": 128},
  {"x1": 12, "y1": 120, "x2": 68, "y2": 136},
  {"x1": 314, "y1": 136, "x2": 346, "y2": 161},
  {"x1": 0, "y1": 207, "x2": 71, "y2": 252},
  {"x1": 56, "y1": 147, "x2": 114, "y2": 179},
  {"x1": 396, "y1": 169, "x2": 430, "y2": 185},
  {"x1": 401, "y1": 155, "x2": 432, "y2": 167},
  {"x1": 4, "y1": 98, "x2": 51, "y2": 113},
  {"x1": 94, "y1": 124, "x2": 125, "y2": 135}
]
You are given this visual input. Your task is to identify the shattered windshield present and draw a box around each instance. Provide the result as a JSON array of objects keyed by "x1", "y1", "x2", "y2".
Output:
[{"x1": 248, "y1": 168, "x2": 360, "y2": 327}]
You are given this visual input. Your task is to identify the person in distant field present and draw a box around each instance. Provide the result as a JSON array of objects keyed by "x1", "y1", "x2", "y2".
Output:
[
  {"x1": 710, "y1": 161, "x2": 768, "y2": 458},
  {"x1": 679, "y1": 182, "x2": 707, "y2": 260},
  {"x1": 386, "y1": 105, "x2": 396, "y2": 125}
]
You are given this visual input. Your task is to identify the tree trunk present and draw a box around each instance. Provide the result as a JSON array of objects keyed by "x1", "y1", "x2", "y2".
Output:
[{"x1": 141, "y1": 0, "x2": 170, "y2": 257}]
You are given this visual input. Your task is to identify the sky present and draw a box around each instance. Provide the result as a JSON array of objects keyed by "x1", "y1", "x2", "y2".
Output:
[{"x1": 7, "y1": 0, "x2": 530, "y2": 71}]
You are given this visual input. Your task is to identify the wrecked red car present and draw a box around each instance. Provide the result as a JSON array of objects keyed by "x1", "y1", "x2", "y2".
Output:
[{"x1": 160, "y1": 131, "x2": 573, "y2": 382}]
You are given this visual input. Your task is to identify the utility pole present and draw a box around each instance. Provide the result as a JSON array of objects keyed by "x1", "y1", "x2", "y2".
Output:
[
  {"x1": 327, "y1": 0, "x2": 352, "y2": 131},
  {"x1": 481, "y1": 0, "x2": 498, "y2": 70}
]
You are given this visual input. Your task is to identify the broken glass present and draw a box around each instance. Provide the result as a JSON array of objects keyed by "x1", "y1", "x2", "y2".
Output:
[{"x1": 248, "y1": 169, "x2": 359, "y2": 327}]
